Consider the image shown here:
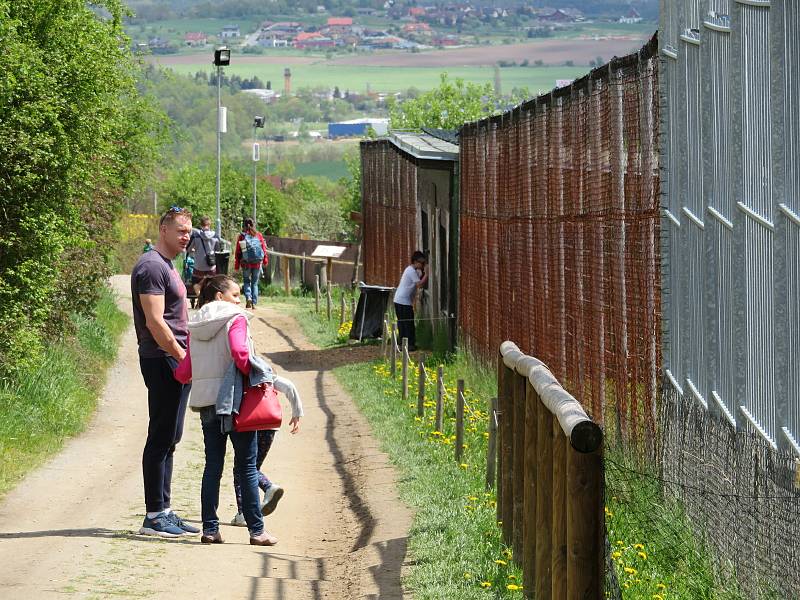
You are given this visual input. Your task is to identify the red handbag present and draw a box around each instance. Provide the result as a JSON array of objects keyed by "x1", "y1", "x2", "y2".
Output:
[{"x1": 234, "y1": 383, "x2": 282, "y2": 432}]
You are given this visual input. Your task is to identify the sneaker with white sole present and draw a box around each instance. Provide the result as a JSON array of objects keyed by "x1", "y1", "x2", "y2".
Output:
[
  {"x1": 261, "y1": 484, "x2": 284, "y2": 516},
  {"x1": 230, "y1": 512, "x2": 247, "y2": 527},
  {"x1": 166, "y1": 511, "x2": 200, "y2": 535},
  {"x1": 139, "y1": 513, "x2": 185, "y2": 538}
]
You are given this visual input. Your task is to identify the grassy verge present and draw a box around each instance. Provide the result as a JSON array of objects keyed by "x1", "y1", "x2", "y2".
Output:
[
  {"x1": 0, "y1": 286, "x2": 129, "y2": 495},
  {"x1": 269, "y1": 294, "x2": 739, "y2": 598}
]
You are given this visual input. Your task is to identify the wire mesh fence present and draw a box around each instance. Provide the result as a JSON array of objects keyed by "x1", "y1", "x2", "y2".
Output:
[
  {"x1": 459, "y1": 37, "x2": 661, "y2": 452},
  {"x1": 360, "y1": 140, "x2": 418, "y2": 287}
]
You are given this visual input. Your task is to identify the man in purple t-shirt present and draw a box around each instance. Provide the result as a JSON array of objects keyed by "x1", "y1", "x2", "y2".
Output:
[{"x1": 130, "y1": 207, "x2": 199, "y2": 538}]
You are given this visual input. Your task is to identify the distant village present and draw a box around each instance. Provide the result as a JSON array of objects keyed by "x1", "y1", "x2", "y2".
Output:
[{"x1": 143, "y1": 4, "x2": 645, "y2": 54}]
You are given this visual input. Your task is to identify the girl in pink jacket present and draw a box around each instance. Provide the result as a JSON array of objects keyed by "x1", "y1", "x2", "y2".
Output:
[{"x1": 174, "y1": 275, "x2": 301, "y2": 545}]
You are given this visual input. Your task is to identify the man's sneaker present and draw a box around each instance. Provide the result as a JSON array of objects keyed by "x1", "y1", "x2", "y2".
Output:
[
  {"x1": 230, "y1": 512, "x2": 247, "y2": 527},
  {"x1": 261, "y1": 484, "x2": 284, "y2": 516},
  {"x1": 250, "y1": 530, "x2": 278, "y2": 546},
  {"x1": 139, "y1": 513, "x2": 185, "y2": 538},
  {"x1": 166, "y1": 511, "x2": 200, "y2": 535}
]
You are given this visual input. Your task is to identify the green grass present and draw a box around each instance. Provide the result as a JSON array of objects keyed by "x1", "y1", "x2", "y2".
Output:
[
  {"x1": 293, "y1": 159, "x2": 348, "y2": 180},
  {"x1": 160, "y1": 62, "x2": 590, "y2": 94},
  {"x1": 0, "y1": 287, "x2": 129, "y2": 495},
  {"x1": 272, "y1": 297, "x2": 760, "y2": 598}
]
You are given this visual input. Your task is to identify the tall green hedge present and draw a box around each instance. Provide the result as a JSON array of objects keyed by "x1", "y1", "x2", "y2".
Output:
[{"x1": 0, "y1": 1, "x2": 166, "y2": 376}]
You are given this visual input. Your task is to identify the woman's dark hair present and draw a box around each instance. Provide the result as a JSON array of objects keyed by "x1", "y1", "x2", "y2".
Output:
[
  {"x1": 243, "y1": 217, "x2": 255, "y2": 232},
  {"x1": 197, "y1": 275, "x2": 237, "y2": 308},
  {"x1": 411, "y1": 250, "x2": 427, "y2": 264}
]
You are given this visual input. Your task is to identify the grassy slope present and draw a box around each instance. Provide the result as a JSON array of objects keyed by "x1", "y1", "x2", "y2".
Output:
[
  {"x1": 265, "y1": 293, "x2": 751, "y2": 599},
  {"x1": 0, "y1": 288, "x2": 129, "y2": 495}
]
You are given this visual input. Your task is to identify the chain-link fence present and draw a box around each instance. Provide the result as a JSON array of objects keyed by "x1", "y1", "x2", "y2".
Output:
[{"x1": 659, "y1": 2, "x2": 800, "y2": 596}]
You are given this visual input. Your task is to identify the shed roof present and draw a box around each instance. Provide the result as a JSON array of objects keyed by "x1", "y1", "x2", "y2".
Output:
[{"x1": 388, "y1": 132, "x2": 459, "y2": 161}]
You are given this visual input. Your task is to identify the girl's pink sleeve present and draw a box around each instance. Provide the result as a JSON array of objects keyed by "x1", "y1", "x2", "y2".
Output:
[
  {"x1": 228, "y1": 315, "x2": 251, "y2": 375},
  {"x1": 174, "y1": 342, "x2": 192, "y2": 384}
]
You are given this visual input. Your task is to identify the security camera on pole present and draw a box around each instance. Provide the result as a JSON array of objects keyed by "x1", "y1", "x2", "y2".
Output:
[
  {"x1": 213, "y1": 46, "x2": 230, "y2": 239},
  {"x1": 252, "y1": 115, "x2": 265, "y2": 227}
]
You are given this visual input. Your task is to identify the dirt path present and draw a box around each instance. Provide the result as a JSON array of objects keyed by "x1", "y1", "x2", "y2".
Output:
[{"x1": 0, "y1": 276, "x2": 411, "y2": 599}]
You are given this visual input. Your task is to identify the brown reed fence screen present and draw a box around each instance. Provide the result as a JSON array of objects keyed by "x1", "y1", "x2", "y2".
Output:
[
  {"x1": 459, "y1": 36, "x2": 660, "y2": 444},
  {"x1": 361, "y1": 140, "x2": 418, "y2": 287}
]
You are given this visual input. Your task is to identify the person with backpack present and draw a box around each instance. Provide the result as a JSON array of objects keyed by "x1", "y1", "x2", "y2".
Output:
[
  {"x1": 187, "y1": 216, "x2": 219, "y2": 294},
  {"x1": 234, "y1": 218, "x2": 268, "y2": 309}
]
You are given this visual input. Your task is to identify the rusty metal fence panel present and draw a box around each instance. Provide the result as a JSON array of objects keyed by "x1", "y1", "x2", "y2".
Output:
[
  {"x1": 361, "y1": 140, "x2": 418, "y2": 287},
  {"x1": 459, "y1": 37, "x2": 661, "y2": 445}
]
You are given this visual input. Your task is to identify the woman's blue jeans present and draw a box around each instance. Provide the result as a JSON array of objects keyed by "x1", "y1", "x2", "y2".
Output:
[
  {"x1": 242, "y1": 266, "x2": 261, "y2": 305},
  {"x1": 199, "y1": 408, "x2": 263, "y2": 536}
]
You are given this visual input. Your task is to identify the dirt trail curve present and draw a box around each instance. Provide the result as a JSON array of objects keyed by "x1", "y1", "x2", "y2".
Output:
[{"x1": 0, "y1": 275, "x2": 411, "y2": 599}]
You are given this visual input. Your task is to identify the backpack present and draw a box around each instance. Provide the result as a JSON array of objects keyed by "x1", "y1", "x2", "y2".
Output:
[{"x1": 242, "y1": 233, "x2": 265, "y2": 264}]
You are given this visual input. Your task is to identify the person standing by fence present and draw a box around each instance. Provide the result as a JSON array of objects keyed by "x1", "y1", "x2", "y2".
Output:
[
  {"x1": 235, "y1": 218, "x2": 268, "y2": 310},
  {"x1": 393, "y1": 251, "x2": 428, "y2": 352}
]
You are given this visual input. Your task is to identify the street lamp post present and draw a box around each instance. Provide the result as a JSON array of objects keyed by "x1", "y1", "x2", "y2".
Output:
[
  {"x1": 213, "y1": 46, "x2": 231, "y2": 238},
  {"x1": 252, "y1": 115, "x2": 265, "y2": 227}
]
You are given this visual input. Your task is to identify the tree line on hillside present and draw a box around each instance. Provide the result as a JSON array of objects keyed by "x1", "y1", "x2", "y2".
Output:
[{"x1": 0, "y1": 0, "x2": 168, "y2": 377}]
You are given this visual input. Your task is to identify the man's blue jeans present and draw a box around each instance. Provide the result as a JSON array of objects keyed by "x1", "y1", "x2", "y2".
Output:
[
  {"x1": 242, "y1": 266, "x2": 261, "y2": 305},
  {"x1": 199, "y1": 407, "x2": 263, "y2": 536}
]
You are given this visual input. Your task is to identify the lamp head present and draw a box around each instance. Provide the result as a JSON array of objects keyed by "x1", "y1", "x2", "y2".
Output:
[
  {"x1": 214, "y1": 47, "x2": 231, "y2": 66},
  {"x1": 254, "y1": 116, "x2": 265, "y2": 128}
]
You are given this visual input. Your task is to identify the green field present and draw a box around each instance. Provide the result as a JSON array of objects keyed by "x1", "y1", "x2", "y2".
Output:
[
  {"x1": 162, "y1": 62, "x2": 589, "y2": 94},
  {"x1": 294, "y1": 159, "x2": 348, "y2": 180}
]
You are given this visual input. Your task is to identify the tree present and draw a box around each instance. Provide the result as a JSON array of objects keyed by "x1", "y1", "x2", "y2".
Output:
[
  {"x1": 0, "y1": 0, "x2": 168, "y2": 375},
  {"x1": 389, "y1": 74, "x2": 500, "y2": 131}
]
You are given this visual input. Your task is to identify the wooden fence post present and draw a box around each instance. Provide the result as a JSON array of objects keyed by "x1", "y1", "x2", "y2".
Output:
[
  {"x1": 390, "y1": 325, "x2": 397, "y2": 378},
  {"x1": 417, "y1": 360, "x2": 426, "y2": 417},
  {"x1": 382, "y1": 319, "x2": 388, "y2": 359},
  {"x1": 512, "y1": 371, "x2": 526, "y2": 561},
  {"x1": 401, "y1": 338, "x2": 409, "y2": 401},
  {"x1": 282, "y1": 255, "x2": 290, "y2": 296},
  {"x1": 566, "y1": 438, "x2": 604, "y2": 599},
  {"x1": 535, "y1": 392, "x2": 554, "y2": 600},
  {"x1": 486, "y1": 397, "x2": 498, "y2": 490},
  {"x1": 326, "y1": 285, "x2": 332, "y2": 321},
  {"x1": 455, "y1": 379, "x2": 465, "y2": 463},
  {"x1": 340, "y1": 290, "x2": 347, "y2": 327},
  {"x1": 499, "y1": 361, "x2": 514, "y2": 546},
  {"x1": 315, "y1": 274, "x2": 320, "y2": 314},
  {"x1": 496, "y1": 355, "x2": 507, "y2": 527},
  {"x1": 552, "y1": 420, "x2": 568, "y2": 600},
  {"x1": 523, "y1": 382, "x2": 539, "y2": 597},
  {"x1": 435, "y1": 366, "x2": 444, "y2": 433}
]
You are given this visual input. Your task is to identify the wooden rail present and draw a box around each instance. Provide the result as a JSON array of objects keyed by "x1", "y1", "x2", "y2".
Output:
[{"x1": 496, "y1": 341, "x2": 604, "y2": 600}]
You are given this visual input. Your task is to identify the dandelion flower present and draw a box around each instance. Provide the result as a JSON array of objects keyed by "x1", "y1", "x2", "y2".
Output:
[
  {"x1": 463, "y1": 573, "x2": 472, "y2": 579},
  {"x1": 633, "y1": 543, "x2": 645, "y2": 551},
  {"x1": 502, "y1": 548, "x2": 513, "y2": 559},
  {"x1": 637, "y1": 551, "x2": 647, "y2": 560},
  {"x1": 479, "y1": 581, "x2": 492, "y2": 588},
  {"x1": 507, "y1": 584, "x2": 522, "y2": 591},
  {"x1": 494, "y1": 559, "x2": 507, "y2": 566},
  {"x1": 624, "y1": 567, "x2": 637, "y2": 575},
  {"x1": 656, "y1": 583, "x2": 667, "y2": 590}
]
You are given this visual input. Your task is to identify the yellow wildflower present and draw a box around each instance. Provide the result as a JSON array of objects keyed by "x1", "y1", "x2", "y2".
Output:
[
  {"x1": 633, "y1": 543, "x2": 645, "y2": 550},
  {"x1": 638, "y1": 551, "x2": 647, "y2": 560},
  {"x1": 479, "y1": 581, "x2": 492, "y2": 589},
  {"x1": 463, "y1": 573, "x2": 472, "y2": 579},
  {"x1": 624, "y1": 567, "x2": 637, "y2": 575},
  {"x1": 460, "y1": 463, "x2": 469, "y2": 469},
  {"x1": 502, "y1": 548, "x2": 513, "y2": 559},
  {"x1": 494, "y1": 559, "x2": 507, "y2": 566},
  {"x1": 656, "y1": 583, "x2": 666, "y2": 590},
  {"x1": 507, "y1": 584, "x2": 522, "y2": 591}
]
